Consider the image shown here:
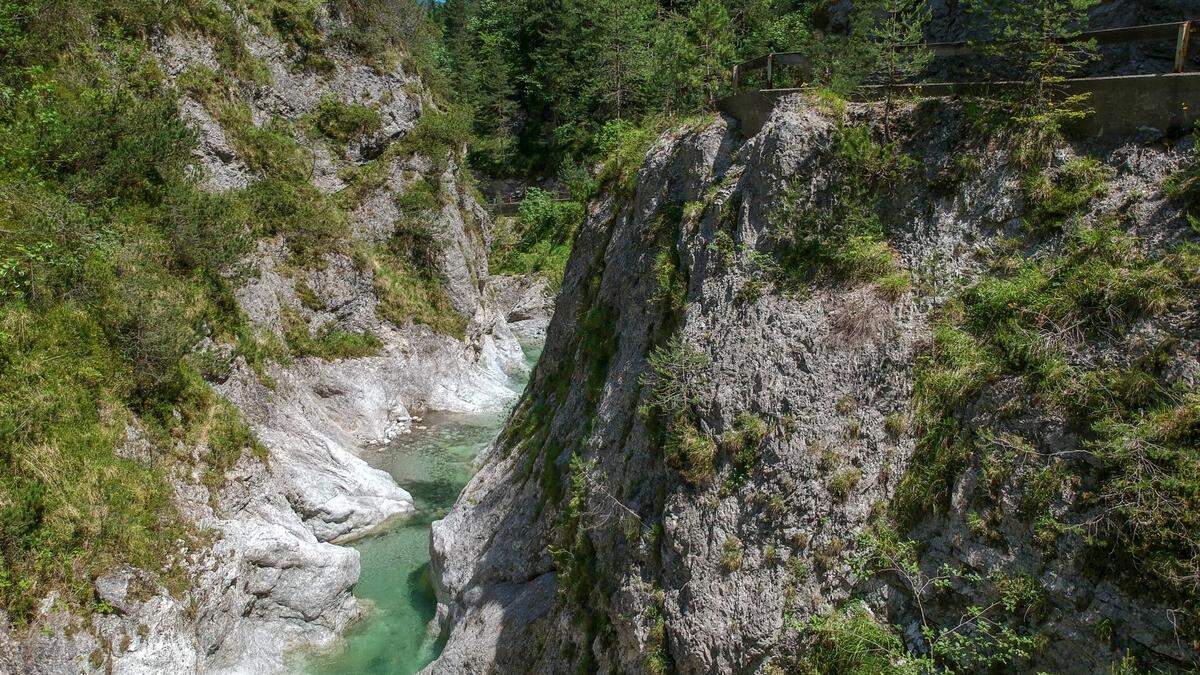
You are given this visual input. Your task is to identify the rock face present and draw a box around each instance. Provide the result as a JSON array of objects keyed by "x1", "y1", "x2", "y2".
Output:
[
  {"x1": 429, "y1": 96, "x2": 1199, "y2": 673},
  {"x1": 0, "y1": 6, "x2": 544, "y2": 675}
]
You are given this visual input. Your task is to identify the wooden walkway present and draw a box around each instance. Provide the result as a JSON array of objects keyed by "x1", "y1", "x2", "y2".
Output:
[{"x1": 719, "y1": 20, "x2": 1200, "y2": 137}]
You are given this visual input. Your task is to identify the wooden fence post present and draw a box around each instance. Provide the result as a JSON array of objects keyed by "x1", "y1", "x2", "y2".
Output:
[
  {"x1": 1177, "y1": 21, "x2": 1193, "y2": 73},
  {"x1": 766, "y1": 53, "x2": 773, "y2": 88}
]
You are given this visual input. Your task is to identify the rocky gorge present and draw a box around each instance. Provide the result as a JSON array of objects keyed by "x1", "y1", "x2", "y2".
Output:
[{"x1": 2, "y1": 0, "x2": 1199, "y2": 673}]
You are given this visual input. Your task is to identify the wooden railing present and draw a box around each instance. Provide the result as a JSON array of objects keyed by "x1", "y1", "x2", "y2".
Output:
[
  {"x1": 489, "y1": 197, "x2": 574, "y2": 216},
  {"x1": 731, "y1": 20, "x2": 1197, "y2": 94}
]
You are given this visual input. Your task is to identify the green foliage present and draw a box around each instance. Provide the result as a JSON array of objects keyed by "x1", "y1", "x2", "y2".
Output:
[
  {"x1": 648, "y1": 3, "x2": 723, "y2": 114},
  {"x1": 794, "y1": 600, "x2": 928, "y2": 674},
  {"x1": 664, "y1": 418, "x2": 718, "y2": 485},
  {"x1": 652, "y1": 245, "x2": 687, "y2": 316},
  {"x1": 930, "y1": 609, "x2": 1041, "y2": 671},
  {"x1": 374, "y1": 190, "x2": 465, "y2": 339},
  {"x1": 664, "y1": 0, "x2": 735, "y2": 109},
  {"x1": 398, "y1": 106, "x2": 474, "y2": 161},
  {"x1": 720, "y1": 536, "x2": 744, "y2": 573},
  {"x1": 892, "y1": 167, "x2": 1200, "y2": 639},
  {"x1": 852, "y1": 522, "x2": 1048, "y2": 671},
  {"x1": 241, "y1": 178, "x2": 349, "y2": 266},
  {"x1": 329, "y1": 0, "x2": 444, "y2": 74},
  {"x1": 1022, "y1": 156, "x2": 1113, "y2": 232},
  {"x1": 828, "y1": 467, "x2": 862, "y2": 502},
  {"x1": 964, "y1": 0, "x2": 1101, "y2": 161},
  {"x1": 0, "y1": 1, "x2": 359, "y2": 621},
  {"x1": 281, "y1": 308, "x2": 382, "y2": 360},
  {"x1": 548, "y1": 455, "x2": 598, "y2": 607},
  {"x1": 1165, "y1": 120, "x2": 1200, "y2": 226},
  {"x1": 371, "y1": 224, "x2": 469, "y2": 339},
  {"x1": 0, "y1": 305, "x2": 184, "y2": 623},
  {"x1": 216, "y1": 103, "x2": 312, "y2": 182},
  {"x1": 311, "y1": 95, "x2": 382, "y2": 143},
  {"x1": 142, "y1": 363, "x2": 269, "y2": 488},
  {"x1": 436, "y1": 0, "x2": 742, "y2": 165},
  {"x1": 643, "y1": 592, "x2": 670, "y2": 673},
  {"x1": 720, "y1": 412, "x2": 768, "y2": 453},
  {"x1": 163, "y1": 184, "x2": 254, "y2": 273},
  {"x1": 641, "y1": 335, "x2": 715, "y2": 485},
  {"x1": 898, "y1": 220, "x2": 1197, "y2": 525},
  {"x1": 772, "y1": 124, "x2": 912, "y2": 292},
  {"x1": 640, "y1": 335, "x2": 710, "y2": 422},
  {"x1": 595, "y1": 118, "x2": 663, "y2": 195},
  {"x1": 718, "y1": 412, "x2": 767, "y2": 488},
  {"x1": 243, "y1": 0, "x2": 332, "y2": 72},
  {"x1": 1092, "y1": 395, "x2": 1200, "y2": 603},
  {"x1": 395, "y1": 176, "x2": 442, "y2": 217},
  {"x1": 490, "y1": 188, "x2": 583, "y2": 286},
  {"x1": 866, "y1": 0, "x2": 933, "y2": 137}
]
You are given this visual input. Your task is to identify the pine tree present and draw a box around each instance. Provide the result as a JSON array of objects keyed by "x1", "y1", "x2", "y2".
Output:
[
  {"x1": 965, "y1": 0, "x2": 1101, "y2": 161},
  {"x1": 588, "y1": 0, "x2": 656, "y2": 120},
  {"x1": 650, "y1": 13, "x2": 701, "y2": 115},
  {"x1": 686, "y1": 0, "x2": 735, "y2": 108},
  {"x1": 441, "y1": 0, "x2": 481, "y2": 106},
  {"x1": 865, "y1": 0, "x2": 933, "y2": 139},
  {"x1": 800, "y1": 3, "x2": 879, "y2": 96}
]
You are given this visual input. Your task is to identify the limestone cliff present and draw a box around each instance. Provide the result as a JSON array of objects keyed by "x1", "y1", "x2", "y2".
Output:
[{"x1": 429, "y1": 96, "x2": 1200, "y2": 673}]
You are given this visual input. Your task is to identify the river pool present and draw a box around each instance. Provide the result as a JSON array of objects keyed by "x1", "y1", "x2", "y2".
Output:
[{"x1": 295, "y1": 346, "x2": 539, "y2": 674}]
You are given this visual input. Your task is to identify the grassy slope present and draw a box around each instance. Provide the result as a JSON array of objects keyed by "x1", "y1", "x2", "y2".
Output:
[{"x1": 0, "y1": 0, "x2": 454, "y2": 625}]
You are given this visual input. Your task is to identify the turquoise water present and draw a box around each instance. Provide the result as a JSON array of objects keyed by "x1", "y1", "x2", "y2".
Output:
[{"x1": 294, "y1": 348, "x2": 538, "y2": 675}]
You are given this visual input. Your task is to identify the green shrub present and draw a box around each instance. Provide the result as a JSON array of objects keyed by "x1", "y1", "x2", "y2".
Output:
[
  {"x1": 1092, "y1": 395, "x2": 1200, "y2": 602},
  {"x1": 312, "y1": 95, "x2": 382, "y2": 143},
  {"x1": 795, "y1": 601, "x2": 927, "y2": 674},
  {"x1": 595, "y1": 118, "x2": 662, "y2": 195},
  {"x1": 395, "y1": 177, "x2": 442, "y2": 218},
  {"x1": 241, "y1": 178, "x2": 348, "y2": 266},
  {"x1": 490, "y1": 188, "x2": 582, "y2": 287},
  {"x1": 91, "y1": 253, "x2": 207, "y2": 394},
  {"x1": 0, "y1": 305, "x2": 186, "y2": 624},
  {"x1": 664, "y1": 419, "x2": 717, "y2": 485},
  {"x1": 644, "y1": 595, "x2": 669, "y2": 674},
  {"x1": 243, "y1": 0, "x2": 331, "y2": 72},
  {"x1": 399, "y1": 107, "x2": 474, "y2": 160},
  {"x1": 715, "y1": 412, "x2": 768, "y2": 490},
  {"x1": 896, "y1": 211, "x2": 1200, "y2": 632},
  {"x1": 217, "y1": 104, "x2": 312, "y2": 182},
  {"x1": 829, "y1": 467, "x2": 862, "y2": 502},
  {"x1": 372, "y1": 247, "x2": 468, "y2": 339},
  {"x1": 720, "y1": 537, "x2": 744, "y2": 573},
  {"x1": 372, "y1": 209, "x2": 462, "y2": 338},
  {"x1": 772, "y1": 125, "x2": 912, "y2": 291},
  {"x1": 719, "y1": 412, "x2": 767, "y2": 456},
  {"x1": 1022, "y1": 156, "x2": 1113, "y2": 232},
  {"x1": 163, "y1": 184, "x2": 254, "y2": 273},
  {"x1": 652, "y1": 248, "x2": 687, "y2": 313},
  {"x1": 282, "y1": 307, "x2": 382, "y2": 360},
  {"x1": 640, "y1": 336, "x2": 710, "y2": 421},
  {"x1": 1165, "y1": 120, "x2": 1200, "y2": 224},
  {"x1": 548, "y1": 455, "x2": 598, "y2": 608}
]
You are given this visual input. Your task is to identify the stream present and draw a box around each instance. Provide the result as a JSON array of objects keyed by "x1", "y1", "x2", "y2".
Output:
[{"x1": 294, "y1": 345, "x2": 541, "y2": 674}]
